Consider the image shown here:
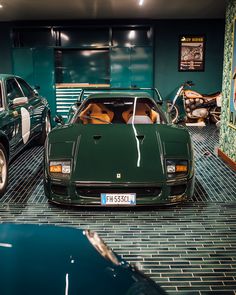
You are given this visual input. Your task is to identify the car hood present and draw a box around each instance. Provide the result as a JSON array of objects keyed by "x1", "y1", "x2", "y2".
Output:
[
  {"x1": 0, "y1": 223, "x2": 167, "y2": 295},
  {"x1": 48, "y1": 124, "x2": 192, "y2": 183}
]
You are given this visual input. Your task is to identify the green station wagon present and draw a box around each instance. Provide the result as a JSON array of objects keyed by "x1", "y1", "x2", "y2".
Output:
[
  {"x1": 44, "y1": 89, "x2": 195, "y2": 206},
  {"x1": 0, "y1": 74, "x2": 51, "y2": 197}
]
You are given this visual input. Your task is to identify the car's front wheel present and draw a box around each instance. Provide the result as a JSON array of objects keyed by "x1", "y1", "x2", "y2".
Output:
[
  {"x1": 36, "y1": 113, "x2": 51, "y2": 145},
  {"x1": 167, "y1": 103, "x2": 179, "y2": 123},
  {"x1": 0, "y1": 143, "x2": 8, "y2": 198}
]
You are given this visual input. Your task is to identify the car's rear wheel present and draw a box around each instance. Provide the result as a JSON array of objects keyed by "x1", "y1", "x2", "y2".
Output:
[
  {"x1": 36, "y1": 113, "x2": 51, "y2": 145},
  {"x1": 0, "y1": 143, "x2": 8, "y2": 198},
  {"x1": 210, "y1": 106, "x2": 221, "y2": 124}
]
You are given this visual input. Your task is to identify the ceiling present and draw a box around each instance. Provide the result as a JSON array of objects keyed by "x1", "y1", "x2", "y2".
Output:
[{"x1": 0, "y1": 0, "x2": 226, "y2": 22}]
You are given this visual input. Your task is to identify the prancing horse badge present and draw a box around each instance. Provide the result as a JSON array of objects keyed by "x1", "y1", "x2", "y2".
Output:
[{"x1": 116, "y1": 173, "x2": 121, "y2": 179}]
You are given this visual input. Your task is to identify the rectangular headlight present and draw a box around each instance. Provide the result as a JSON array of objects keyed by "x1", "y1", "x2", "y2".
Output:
[
  {"x1": 49, "y1": 161, "x2": 71, "y2": 174},
  {"x1": 176, "y1": 164, "x2": 188, "y2": 172},
  {"x1": 166, "y1": 160, "x2": 188, "y2": 178}
]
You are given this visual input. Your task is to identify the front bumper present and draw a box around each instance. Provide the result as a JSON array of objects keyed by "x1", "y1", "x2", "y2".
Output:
[{"x1": 44, "y1": 176, "x2": 195, "y2": 206}]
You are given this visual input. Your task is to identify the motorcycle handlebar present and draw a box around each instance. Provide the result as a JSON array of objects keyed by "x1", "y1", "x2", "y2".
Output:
[{"x1": 184, "y1": 81, "x2": 195, "y2": 87}]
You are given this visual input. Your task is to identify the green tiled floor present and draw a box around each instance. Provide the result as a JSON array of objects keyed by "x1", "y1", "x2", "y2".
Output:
[{"x1": 0, "y1": 126, "x2": 235, "y2": 294}]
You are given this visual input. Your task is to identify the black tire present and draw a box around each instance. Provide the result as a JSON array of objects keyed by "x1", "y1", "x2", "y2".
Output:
[
  {"x1": 210, "y1": 106, "x2": 221, "y2": 124},
  {"x1": 36, "y1": 113, "x2": 51, "y2": 145},
  {"x1": 167, "y1": 103, "x2": 179, "y2": 123},
  {"x1": 0, "y1": 143, "x2": 8, "y2": 198}
]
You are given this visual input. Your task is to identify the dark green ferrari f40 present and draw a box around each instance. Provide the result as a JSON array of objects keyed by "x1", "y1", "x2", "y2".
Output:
[{"x1": 44, "y1": 89, "x2": 195, "y2": 206}]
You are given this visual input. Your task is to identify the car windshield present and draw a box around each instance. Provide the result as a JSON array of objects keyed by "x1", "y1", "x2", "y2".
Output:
[{"x1": 76, "y1": 97, "x2": 166, "y2": 125}]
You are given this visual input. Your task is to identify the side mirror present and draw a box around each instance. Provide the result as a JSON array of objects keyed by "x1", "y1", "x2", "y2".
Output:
[
  {"x1": 186, "y1": 81, "x2": 195, "y2": 87},
  {"x1": 12, "y1": 97, "x2": 28, "y2": 106},
  {"x1": 33, "y1": 85, "x2": 40, "y2": 96},
  {"x1": 33, "y1": 89, "x2": 39, "y2": 96},
  {"x1": 54, "y1": 114, "x2": 65, "y2": 125}
]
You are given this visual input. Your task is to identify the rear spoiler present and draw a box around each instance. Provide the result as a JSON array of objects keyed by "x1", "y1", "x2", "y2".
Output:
[{"x1": 77, "y1": 87, "x2": 163, "y2": 104}]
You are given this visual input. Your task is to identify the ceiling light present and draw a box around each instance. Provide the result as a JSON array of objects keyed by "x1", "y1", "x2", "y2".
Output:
[
  {"x1": 128, "y1": 30, "x2": 136, "y2": 40},
  {"x1": 139, "y1": 0, "x2": 144, "y2": 6},
  {"x1": 125, "y1": 42, "x2": 132, "y2": 47},
  {"x1": 0, "y1": 4, "x2": 3, "y2": 8},
  {"x1": 60, "y1": 33, "x2": 69, "y2": 41},
  {"x1": 81, "y1": 51, "x2": 92, "y2": 57}
]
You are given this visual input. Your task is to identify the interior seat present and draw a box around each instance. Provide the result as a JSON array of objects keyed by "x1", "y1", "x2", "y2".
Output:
[
  {"x1": 122, "y1": 103, "x2": 159, "y2": 124},
  {"x1": 127, "y1": 115, "x2": 153, "y2": 124},
  {"x1": 79, "y1": 103, "x2": 114, "y2": 124}
]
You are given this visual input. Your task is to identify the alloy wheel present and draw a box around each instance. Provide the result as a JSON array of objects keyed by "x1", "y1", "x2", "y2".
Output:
[{"x1": 0, "y1": 149, "x2": 7, "y2": 190}]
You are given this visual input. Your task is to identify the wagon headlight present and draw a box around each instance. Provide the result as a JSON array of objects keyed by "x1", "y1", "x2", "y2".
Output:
[
  {"x1": 49, "y1": 161, "x2": 71, "y2": 178},
  {"x1": 166, "y1": 160, "x2": 188, "y2": 178}
]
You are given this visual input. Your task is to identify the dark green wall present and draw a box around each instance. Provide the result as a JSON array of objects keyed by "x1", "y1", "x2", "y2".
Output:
[
  {"x1": 0, "y1": 23, "x2": 12, "y2": 73},
  {"x1": 154, "y1": 20, "x2": 225, "y2": 100},
  {"x1": 57, "y1": 49, "x2": 110, "y2": 84},
  {"x1": 0, "y1": 19, "x2": 225, "y2": 104},
  {"x1": 12, "y1": 47, "x2": 56, "y2": 116}
]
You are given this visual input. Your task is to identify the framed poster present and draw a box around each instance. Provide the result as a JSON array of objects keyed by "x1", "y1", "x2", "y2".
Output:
[
  {"x1": 229, "y1": 19, "x2": 236, "y2": 128},
  {"x1": 179, "y1": 36, "x2": 205, "y2": 71}
]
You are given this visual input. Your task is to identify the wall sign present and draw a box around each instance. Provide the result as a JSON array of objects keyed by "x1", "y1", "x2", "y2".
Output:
[
  {"x1": 179, "y1": 36, "x2": 205, "y2": 71},
  {"x1": 229, "y1": 19, "x2": 236, "y2": 128}
]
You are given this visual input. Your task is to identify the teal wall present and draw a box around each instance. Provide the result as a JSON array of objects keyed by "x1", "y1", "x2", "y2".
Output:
[
  {"x1": 57, "y1": 49, "x2": 110, "y2": 84},
  {"x1": 12, "y1": 47, "x2": 56, "y2": 117},
  {"x1": 219, "y1": 0, "x2": 236, "y2": 163},
  {"x1": 111, "y1": 46, "x2": 153, "y2": 88},
  {"x1": 0, "y1": 23, "x2": 12, "y2": 73},
  {"x1": 154, "y1": 20, "x2": 225, "y2": 100},
  {"x1": 0, "y1": 19, "x2": 225, "y2": 114}
]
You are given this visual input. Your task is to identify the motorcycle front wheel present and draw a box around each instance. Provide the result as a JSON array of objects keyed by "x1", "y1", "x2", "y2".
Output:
[
  {"x1": 210, "y1": 106, "x2": 221, "y2": 123},
  {"x1": 167, "y1": 103, "x2": 179, "y2": 123}
]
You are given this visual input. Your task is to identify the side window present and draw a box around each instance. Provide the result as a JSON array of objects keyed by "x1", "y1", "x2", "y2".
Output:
[
  {"x1": 16, "y1": 78, "x2": 34, "y2": 99},
  {"x1": 6, "y1": 79, "x2": 24, "y2": 103},
  {"x1": 0, "y1": 83, "x2": 2, "y2": 107}
]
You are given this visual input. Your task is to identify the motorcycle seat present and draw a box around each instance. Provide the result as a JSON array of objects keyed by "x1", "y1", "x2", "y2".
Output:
[{"x1": 201, "y1": 91, "x2": 221, "y2": 98}]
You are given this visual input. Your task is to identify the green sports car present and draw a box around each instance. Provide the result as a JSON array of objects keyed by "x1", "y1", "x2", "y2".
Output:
[
  {"x1": 44, "y1": 89, "x2": 195, "y2": 206},
  {"x1": 0, "y1": 74, "x2": 51, "y2": 197}
]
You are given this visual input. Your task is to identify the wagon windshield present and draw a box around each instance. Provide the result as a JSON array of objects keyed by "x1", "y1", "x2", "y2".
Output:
[{"x1": 76, "y1": 97, "x2": 166, "y2": 125}]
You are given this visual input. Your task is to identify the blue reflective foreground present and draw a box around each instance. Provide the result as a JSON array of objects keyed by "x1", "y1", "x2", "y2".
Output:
[{"x1": 0, "y1": 223, "x2": 168, "y2": 295}]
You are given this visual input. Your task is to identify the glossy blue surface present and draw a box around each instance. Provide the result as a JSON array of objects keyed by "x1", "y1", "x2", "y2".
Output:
[{"x1": 0, "y1": 223, "x2": 167, "y2": 295}]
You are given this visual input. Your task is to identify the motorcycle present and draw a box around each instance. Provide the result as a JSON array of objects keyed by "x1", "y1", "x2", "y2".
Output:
[{"x1": 168, "y1": 81, "x2": 222, "y2": 125}]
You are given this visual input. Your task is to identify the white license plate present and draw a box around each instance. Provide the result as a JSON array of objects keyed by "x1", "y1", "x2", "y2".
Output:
[{"x1": 101, "y1": 193, "x2": 136, "y2": 205}]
